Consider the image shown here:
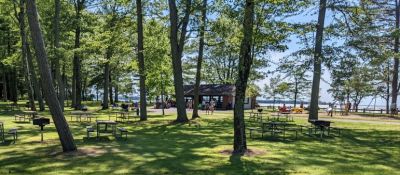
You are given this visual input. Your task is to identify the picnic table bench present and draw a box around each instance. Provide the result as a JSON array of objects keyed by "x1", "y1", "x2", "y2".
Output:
[
  {"x1": 70, "y1": 111, "x2": 97, "y2": 122},
  {"x1": 0, "y1": 121, "x2": 4, "y2": 143},
  {"x1": 23, "y1": 111, "x2": 38, "y2": 121},
  {"x1": 248, "y1": 121, "x2": 299, "y2": 139},
  {"x1": 248, "y1": 112, "x2": 269, "y2": 122}
]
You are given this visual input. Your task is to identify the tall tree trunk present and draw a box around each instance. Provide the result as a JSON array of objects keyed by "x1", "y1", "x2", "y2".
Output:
[
  {"x1": 109, "y1": 74, "x2": 113, "y2": 105},
  {"x1": 136, "y1": 0, "x2": 148, "y2": 121},
  {"x1": 168, "y1": 0, "x2": 191, "y2": 122},
  {"x1": 233, "y1": 0, "x2": 254, "y2": 155},
  {"x1": 16, "y1": 0, "x2": 36, "y2": 111},
  {"x1": 54, "y1": 0, "x2": 65, "y2": 111},
  {"x1": 2, "y1": 69, "x2": 7, "y2": 102},
  {"x1": 71, "y1": 72, "x2": 76, "y2": 107},
  {"x1": 387, "y1": 61, "x2": 390, "y2": 114},
  {"x1": 391, "y1": 0, "x2": 400, "y2": 115},
  {"x1": 26, "y1": 0, "x2": 77, "y2": 152},
  {"x1": 294, "y1": 80, "x2": 298, "y2": 108},
  {"x1": 114, "y1": 84, "x2": 118, "y2": 103},
  {"x1": 10, "y1": 69, "x2": 18, "y2": 104},
  {"x1": 73, "y1": 0, "x2": 84, "y2": 110},
  {"x1": 27, "y1": 44, "x2": 44, "y2": 111},
  {"x1": 192, "y1": 0, "x2": 207, "y2": 119},
  {"x1": 102, "y1": 62, "x2": 110, "y2": 109},
  {"x1": 308, "y1": 0, "x2": 327, "y2": 121}
]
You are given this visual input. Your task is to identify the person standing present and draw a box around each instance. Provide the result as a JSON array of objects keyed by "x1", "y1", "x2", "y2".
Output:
[{"x1": 210, "y1": 98, "x2": 216, "y2": 115}]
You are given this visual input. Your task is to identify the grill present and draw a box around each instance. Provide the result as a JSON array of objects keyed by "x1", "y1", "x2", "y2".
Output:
[
  {"x1": 33, "y1": 117, "x2": 50, "y2": 142},
  {"x1": 33, "y1": 117, "x2": 50, "y2": 129}
]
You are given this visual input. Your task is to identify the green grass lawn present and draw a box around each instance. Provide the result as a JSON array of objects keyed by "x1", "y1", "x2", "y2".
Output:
[{"x1": 0, "y1": 102, "x2": 399, "y2": 175}]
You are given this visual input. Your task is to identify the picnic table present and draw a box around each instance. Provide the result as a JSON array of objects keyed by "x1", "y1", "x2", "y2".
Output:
[
  {"x1": 109, "y1": 111, "x2": 130, "y2": 122},
  {"x1": 23, "y1": 111, "x2": 37, "y2": 120},
  {"x1": 270, "y1": 112, "x2": 293, "y2": 122},
  {"x1": 248, "y1": 112, "x2": 268, "y2": 122},
  {"x1": 308, "y1": 119, "x2": 341, "y2": 138},
  {"x1": 96, "y1": 120, "x2": 117, "y2": 139},
  {"x1": 70, "y1": 111, "x2": 96, "y2": 122}
]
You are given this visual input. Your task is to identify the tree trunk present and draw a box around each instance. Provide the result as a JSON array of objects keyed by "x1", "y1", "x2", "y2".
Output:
[
  {"x1": 233, "y1": 0, "x2": 254, "y2": 155},
  {"x1": 114, "y1": 84, "x2": 118, "y2": 103},
  {"x1": 387, "y1": 60, "x2": 390, "y2": 114},
  {"x1": 294, "y1": 79, "x2": 298, "y2": 108},
  {"x1": 102, "y1": 62, "x2": 110, "y2": 109},
  {"x1": 2, "y1": 68, "x2": 7, "y2": 102},
  {"x1": 136, "y1": 0, "x2": 148, "y2": 121},
  {"x1": 10, "y1": 69, "x2": 18, "y2": 104},
  {"x1": 109, "y1": 74, "x2": 113, "y2": 105},
  {"x1": 168, "y1": 0, "x2": 191, "y2": 122},
  {"x1": 192, "y1": 0, "x2": 207, "y2": 119},
  {"x1": 308, "y1": 0, "x2": 327, "y2": 121},
  {"x1": 27, "y1": 44, "x2": 44, "y2": 111},
  {"x1": 26, "y1": 0, "x2": 77, "y2": 152},
  {"x1": 54, "y1": 0, "x2": 65, "y2": 111},
  {"x1": 391, "y1": 0, "x2": 400, "y2": 114},
  {"x1": 71, "y1": 71, "x2": 76, "y2": 108},
  {"x1": 16, "y1": 0, "x2": 36, "y2": 111},
  {"x1": 73, "y1": 0, "x2": 84, "y2": 110}
]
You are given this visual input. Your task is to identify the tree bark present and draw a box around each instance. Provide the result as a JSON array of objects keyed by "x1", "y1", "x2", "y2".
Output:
[
  {"x1": 103, "y1": 62, "x2": 110, "y2": 109},
  {"x1": 27, "y1": 44, "x2": 44, "y2": 111},
  {"x1": 114, "y1": 84, "x2": 118, "y2": 103},
  {"x1": 387, "y1": 61, "x2": 390, "y2": 114},
  {"x1": 294, "y1": 80, "x2": 298, "y2": 108},
  {"x1": 54, "y1": 0, "x2": 65, "y2": 111},
  {"x1": 233, "y1": 0, "x2": 254, "y2": 155},
  {"x1": 73, "y1": 0, "x2": 84, "y2": 110},
  {"x1": 2, "y1": 70, "x2": 7, "y2": 102},
  {"x1": 109, "y1": 74, "x2": 113, "y2": 105},
  {"x1": 26, "y1": 0, "x2": 77, "y2": 152},
  {"x1": 391, "y1": 0, "x2": 400, "y2": 114},
  {"x1": 308, "y1": 0, "x2": 327, "y2": 121},
  {"x1": 136, "y1": 0, "x2": 148, "y2": 121},
  {"x1": 168, "y1": 0, "x2": 191, "y2": 122},
  {"x1": 192, "y1": 0, "x2": 207, "y2": 119},
  {"x1": 16, "y1": 0, "x2": 36, "y2": 111}
]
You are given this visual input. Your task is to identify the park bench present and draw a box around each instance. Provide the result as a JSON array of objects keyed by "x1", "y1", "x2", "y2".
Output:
[
  {"x1": 86, "y1": 126, "x2": 95, "y2": 138},
  {"x1": 8, "y1": 128, "x2": 18, "y2": 143},
  {"x1": 117, "y1": 127, "x2": 128, "y2": 140}
]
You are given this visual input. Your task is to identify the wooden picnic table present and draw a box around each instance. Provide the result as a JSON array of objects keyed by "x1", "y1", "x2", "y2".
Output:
[
  {"x1": 248, "y1": 112, "x2": 269, "y2": 121},
  {"x1": 109, "y1": 111, "x2": 130, "y2": 122},
  {"x1": 96, "y1": 120, "x2": 118, "y2": 139},
  {"x1": 23, "y1": 111, "x2": 37, "y2": 120},
  {"x1": 271, "y1": 112, "x2": 293, "y2": 122},
  {"x1": 308, "y1": 119, "x2": 339, "y2": 138},
  {"x1": 70, "y1": 111, "x2": 96, "y2": 122},
  {"x1": 262, "y1": 121, "x2": 289, "y2": 136}
]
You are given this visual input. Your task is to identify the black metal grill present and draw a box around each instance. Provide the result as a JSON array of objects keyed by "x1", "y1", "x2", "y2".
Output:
[{"x1": 33, "y1": 118, "x2": 50, "y2": 127}]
